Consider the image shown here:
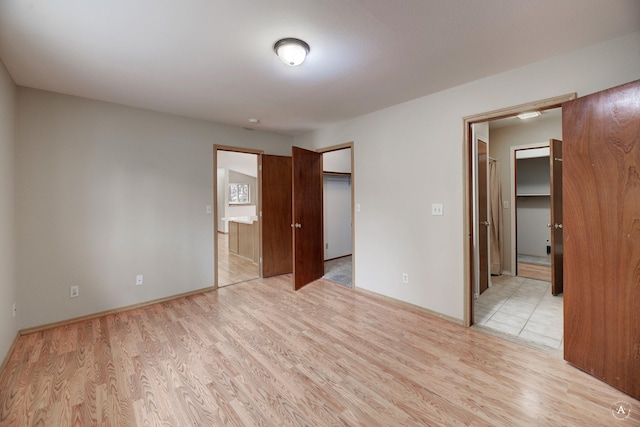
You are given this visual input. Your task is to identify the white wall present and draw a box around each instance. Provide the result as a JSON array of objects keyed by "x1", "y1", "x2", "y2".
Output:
[
  {"x1": 294, "y1": 32, "x2": 640, "y2": 321},
  {"x1": 323, "y1": 148, "x2": 352, "y2": 260},
  {"x1": 225, "y1": 169, "x2": 258, "y2": 221},
  {"x1": 517, "y1": 196, "x2": 551, "y2": 257},
  {"x1": 515, "y1": 156, "x2": 551, "y2": 257},
  {"x1": 324, "y1": 175, "x2": 352, "y2": 260},
  {"x1": 0, "y1": 60, "x2": 17, "y2": 361},
  {"x1": 323, "y1": 149, "x2": 351, "y2": 173},
  {"x1": 15, "y1": 88, "x2": 292, "y2": 329},
  {"x1": 490, "y1": 117, "x2": 561, "y2": 273},
  {"x1": 216, "y1": 151, "x2": 259, "y2": 232}
]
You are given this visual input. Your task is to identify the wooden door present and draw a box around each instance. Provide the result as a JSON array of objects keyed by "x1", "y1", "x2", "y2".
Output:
[
  {"x1": 549, "y1": 139, "x2": 563, "y2": 295},
  {"x1": 261, "y1": 155, "x2": 293, "y2": 277},
  {"x1": 478, "y1": 140, "x2": 489, "y2": 295},
  {"x1": 563, "y1": 79, "x2": 640, "y2": 399},
  {"x1": 292, "y1": 147, "x2": 324, "y2": 290}
]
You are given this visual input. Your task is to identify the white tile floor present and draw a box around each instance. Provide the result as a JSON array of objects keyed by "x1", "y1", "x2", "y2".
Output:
[{"x1": 474, "y1": 275, "x2": 563, "y2": 352}]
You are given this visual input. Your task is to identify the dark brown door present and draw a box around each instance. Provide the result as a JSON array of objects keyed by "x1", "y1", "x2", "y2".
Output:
[
  {"x1": 261, "y1": 155, "x2": 292, "y2": 277},
  {"x1": 549, "y1": 139, "x2": 563, "y2": 295},
  {"x1": 478, "y1": 140, "x2": 489, "y2": 295},
  {"x1": 292, "y1": 147, "x2": 324, "y2": 290},
  {"x1": 563, "y1": 79, "x2": 640, "y2": 399}
]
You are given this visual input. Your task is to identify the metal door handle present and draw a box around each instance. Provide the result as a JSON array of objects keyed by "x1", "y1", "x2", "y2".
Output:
[
  {"x1": 291, "y1": 223, "x2": 302, "y2": 228},
  {"x1": 547, "y1": 223, "x2": 553, "y2": 228},
  {"x1": 554, "y1": 223, "x2": 563, "y2": 229},
  {"x1": 481, "y1": 221, "x2": 490, "y2": 226}
]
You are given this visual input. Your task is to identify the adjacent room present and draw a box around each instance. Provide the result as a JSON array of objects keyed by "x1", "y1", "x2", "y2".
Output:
[
  {"x1": 473, "y1": 109, "x2": 564, "y2": 354},
  {"x1": 0, "y1": 1, "x2": 639, "y2": 425}
]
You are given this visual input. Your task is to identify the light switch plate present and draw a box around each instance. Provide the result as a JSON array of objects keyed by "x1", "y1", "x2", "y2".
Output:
[{"x1": 431, "y1": 203, "x2": 444, "y2": 216}]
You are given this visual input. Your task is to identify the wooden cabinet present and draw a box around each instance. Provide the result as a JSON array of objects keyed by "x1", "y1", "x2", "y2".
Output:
[
  {"x1": 228, "y1": 220, "x2": 259, "y2": 263},
  {"x1": 228, "y1": 221, "x2": 239, "y2": 253}
]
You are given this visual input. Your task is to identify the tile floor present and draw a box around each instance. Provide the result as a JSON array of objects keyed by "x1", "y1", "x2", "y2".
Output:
[{"x1": 474, "y1": 274, "x2": 563, "y2": 352}]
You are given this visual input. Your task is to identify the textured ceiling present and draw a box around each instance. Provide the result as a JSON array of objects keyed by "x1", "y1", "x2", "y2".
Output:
[{"x1": 1, "y1": 0, "x2": 639, "y2": 135}]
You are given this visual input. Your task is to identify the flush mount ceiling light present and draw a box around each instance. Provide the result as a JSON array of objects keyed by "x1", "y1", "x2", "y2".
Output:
[
  {"x1": 517, "y1": 111, "x2": 542, "y2": 120},
  {"x1": 274, "y1": 38, "x2": 310, "y2": 66}
]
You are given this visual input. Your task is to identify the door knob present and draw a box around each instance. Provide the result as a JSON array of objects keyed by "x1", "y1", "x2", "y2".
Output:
[
  {"x1": 292, "y1": 223, "x2": 302, "y2": 228},
  {"x1": 554, "y1": 223, "x2": 563, "y2": 229},
  {"x1": 547, "y1": 223, "x2": 553, "y2": 228},
  {"x1": 481, "y1": 221, "x2": 490, "y2": 226}
]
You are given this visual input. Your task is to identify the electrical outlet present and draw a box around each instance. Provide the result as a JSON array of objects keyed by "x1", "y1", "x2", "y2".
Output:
[
  {"x1": 136, "y1": 274, "x2": 143, "y2": 286},
  {"x1": 206, "y1": 205, "x2": 212, "y2": 214},
  {"x1": 325, "y1": 243, "x2": 329, "y2": 249},
  {"x1": 402, "y1": 273, "x2": 409, "y2": 284},
  {"x1": 12, "y1": 302, "x2": 16, "y2": 318},
  {"x1": 70, "y1": 286, "x2": 79, "y2": 298}
]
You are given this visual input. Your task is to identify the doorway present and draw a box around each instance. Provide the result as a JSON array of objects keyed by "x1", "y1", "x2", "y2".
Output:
[
  {"x1": 463, "y1": 94, "x2": 574, "y2": 332},
  {"x1": 512, "y1": 143, "x2": 553, "y2": 282},
  {"x1": 320, "y1": 145, "x2": 354, "y2": 288},
  {"x1": 214, "y1": 146, "x2": 262, "y2": 287},
  {"x1": 272, "y1": 142, "x2": 355, "y2": 291},
  {"x1": 471, "y1": 112, "x2": 565, "y2": 351}
]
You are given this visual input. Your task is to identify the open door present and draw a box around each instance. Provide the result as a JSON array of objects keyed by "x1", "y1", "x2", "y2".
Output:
[
  {"x1": 563, "y1": 79, "x2": 640, "y2": 399},
  {"x1": 477, "y1": 140, "x2": 489, "y2": 295},
  {"x1": 262, "y1": 155, "x2": 293, "y2": 277},
  {"x1": 549, "y1": 139, "x2": 563, "y2": 295},
  {"x1": 292, "y1": 147, "x2": 324, "y2": 290}
]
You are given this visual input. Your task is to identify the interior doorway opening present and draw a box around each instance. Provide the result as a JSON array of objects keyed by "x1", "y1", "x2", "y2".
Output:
[
  {"x1": 320, "y1": 145, "x2": 354, "y2": 288},
  {"x1": 214, "y1": 146, "x2": 263, "y2": 288},
  {"x1": 512, "y1": 143, "x2": 553, "y2": 282},
  {"x1": 318, "y1": 143, "x2": 355, "y2": 289},
  {"x1": 463, "y1": 95, "x2": 574, "y2": 353}
]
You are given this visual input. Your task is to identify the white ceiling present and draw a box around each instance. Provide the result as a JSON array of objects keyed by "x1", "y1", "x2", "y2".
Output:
[{"x1": 1, "y1": 1, "x2": 639, "y2": 136}]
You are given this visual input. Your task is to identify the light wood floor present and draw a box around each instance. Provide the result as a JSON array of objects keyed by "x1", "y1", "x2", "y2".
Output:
[
  {"x1": 1, "y1": 276, "x2": 637, "y2": 426},
  {"x1": 517, "y1": 261, "x2": 552, "y2": 282},
  {"x1": 217, "y1": 232, "x2": 259, "y2": 287}
]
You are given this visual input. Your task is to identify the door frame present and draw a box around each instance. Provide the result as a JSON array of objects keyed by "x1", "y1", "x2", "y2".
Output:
[
  {"x1": 510, "y1": 142, "x2": 551, "y2": 276},
  {"x1": 462, "y1": 94, "x2": 575, "y2": 327},
  {"x1": 317, "y1": 142, "x2": 356, "y2": 290},
  {"x1": 213, "y1": 144, "x2": 264, "y2": 288}
]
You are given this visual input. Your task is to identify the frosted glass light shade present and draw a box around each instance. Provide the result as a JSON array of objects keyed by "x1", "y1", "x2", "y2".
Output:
[
  {"x1": 517, "y1": 111, "x2": 541, "y2": 120},
  {"x1": 274, "y1": 38, "x2": 310, "y2": 66}
]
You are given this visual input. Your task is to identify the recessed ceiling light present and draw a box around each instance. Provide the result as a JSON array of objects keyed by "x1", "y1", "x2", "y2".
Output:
[
  {"x1": 274, "y1": 38, "x2": 310, "y2": 66},
  {"x1": 517, "y1": 111, "x2": 542, "y2": 120}
]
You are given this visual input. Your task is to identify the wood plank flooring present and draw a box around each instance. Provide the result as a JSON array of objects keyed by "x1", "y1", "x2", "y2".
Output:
[
  {"x1": 517, "y1": 261, "x2": 552, "y2": 282},
  {"x1": 1, "y1": 275, "x2": 638, "y2": 426}
]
